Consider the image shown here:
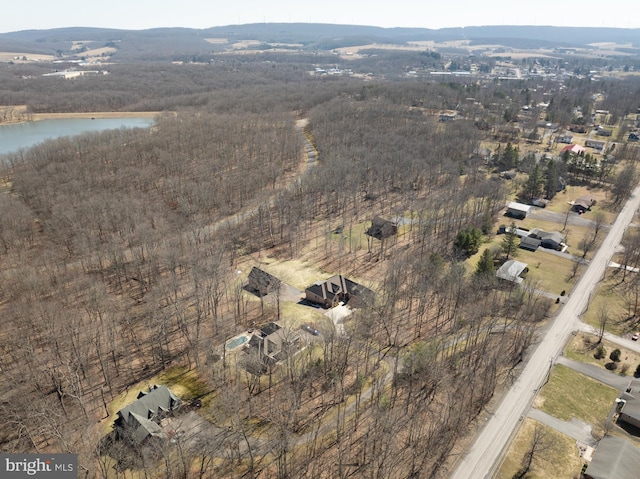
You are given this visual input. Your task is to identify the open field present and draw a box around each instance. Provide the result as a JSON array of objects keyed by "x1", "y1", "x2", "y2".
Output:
[
  {"x1": 496, "y1": 419, "x2": 582, "y2": 479},
  {"x1": 0, "y1": 52, "x2": 56, "y2": 62},
  {"x1": 534, "y1": 364, "x2": 618, "y2": 425},
  {"x1": 564, "y1": 332, "x2": 640, "y2": 375}
]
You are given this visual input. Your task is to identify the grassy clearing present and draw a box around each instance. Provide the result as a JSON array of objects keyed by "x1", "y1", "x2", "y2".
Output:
[
  {"x1": 278, "y1": 301, "x2": 331, "y2": 329},
  {"x1": 535, "y1": 364, "x2": 618, "y2": 425},
  {"x1": 564, "y1": 332, "x2": 640, "y2": 375},
  {"x1": 497, "y1": 419, "x2": 583, "y2": 479},
  {"x1": 254, "y1": 258, "x2": 328, "y2": 290}
]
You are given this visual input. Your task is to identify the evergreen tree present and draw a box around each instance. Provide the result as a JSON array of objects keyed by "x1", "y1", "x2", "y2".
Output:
[
  {"x1": 501, "y1": 222, "x2": 519, "y2": 260},
  {"x1": 476, "y1": 248, "x2": 495, "y2": 276}
]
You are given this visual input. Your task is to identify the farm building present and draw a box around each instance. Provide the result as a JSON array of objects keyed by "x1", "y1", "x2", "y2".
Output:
[
  {"x1": 496, "y1": 260, "x2": 528, "y2": 284},
  {"x1": 505, "y1": 202, "x2": 532, "y2": 219}
]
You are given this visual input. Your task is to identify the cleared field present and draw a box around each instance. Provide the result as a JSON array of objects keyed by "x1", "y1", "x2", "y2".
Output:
[
  {"x1": 0, "y1": 52, "x2": 55, "y2": 62},
  {"x1": 253, "y1": 258, "x2": 329, "y2": 291},
  {"x1": 497, "y1": 419, "x2": 582, "y2": 479},
  {"x1": 534, "y1": 364, "x2": 618, "y2": 425}
]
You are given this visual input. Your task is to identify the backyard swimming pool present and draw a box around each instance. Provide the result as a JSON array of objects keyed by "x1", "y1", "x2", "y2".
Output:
[{"x1": 225, "y1": 334, "x2": 250, "y2": 350}]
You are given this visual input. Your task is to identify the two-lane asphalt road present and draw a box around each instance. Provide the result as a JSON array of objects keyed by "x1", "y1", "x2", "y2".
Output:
[{"x1": 450, "y1": 183, "x2": 640, "y2": 479}]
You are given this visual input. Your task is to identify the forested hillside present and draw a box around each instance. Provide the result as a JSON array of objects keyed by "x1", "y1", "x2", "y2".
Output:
[{"x1": 1, "y1": 37, "x2": 640, "y2": 477}]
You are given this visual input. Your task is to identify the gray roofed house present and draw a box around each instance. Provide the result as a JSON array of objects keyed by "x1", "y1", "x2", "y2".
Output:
[
  {"x1": 244, "y1": 321, "x2": 301, "y2": 372},
  {"x1": 305, "y1": 274, "x2": 373, "y2": 308},
  {"x1": 519, "y1": 236, "x2": 541, "y2": 251},
  {"x1": 496, "y1": 260, "x2": 528, "y2": 284},
  {"x1": 529, "y1": 228, "x2": 566, "y2": 251},
  {"x1": 584, "y1": 435, "x2": 640, "y2": 479},
  {"x1": 115, "y1": 385, "x2": 181, "y2": 444},
  {"x1": 619, "y1": 387, "x2": 640, "y2": 430},
  {"x1": 247, "y1": 266, "x2": 281, "y2": 296}
]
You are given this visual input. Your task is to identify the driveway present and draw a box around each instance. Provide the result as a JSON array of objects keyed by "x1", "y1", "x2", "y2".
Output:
[
  {"x1": 527, "y1": 408, "x2": 597, "y2": 446},
  {"x1": 556, "y1": 356, "x2": 639, "y2": 391}
]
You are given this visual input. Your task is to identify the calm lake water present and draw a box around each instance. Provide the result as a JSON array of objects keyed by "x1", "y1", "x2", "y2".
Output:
[{"x1": 0, "y1": 117, "x2": 156, "y2": 156}]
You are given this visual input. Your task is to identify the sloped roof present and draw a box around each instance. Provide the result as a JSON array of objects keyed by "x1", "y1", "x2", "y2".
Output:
[
  {"x1": 585, "y1": 436, "x2": 640, "y2": 479},
  {"x1": 507, "y1": 201, "x2": 532, "y2": 213},
  {"x1": 519, "y1": 236, "x2": 541, "y2": 251},
  {"x1": 116, "y1": 385, "x2": 180, "y2": 443},
  {"x1": 496, "y1": 260, "x2": 528, "y2": 284},
  {"x1": 561, "y1": 144, "x2": 586, "y2": 155},
  {"x1": 248, "y1": 267, "x2": 281, "y2": 294}
]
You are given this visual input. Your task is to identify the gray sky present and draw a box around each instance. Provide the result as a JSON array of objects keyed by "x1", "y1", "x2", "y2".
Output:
[{"x1": 2, "y1": 0, "x2": 639, "y2": 33}]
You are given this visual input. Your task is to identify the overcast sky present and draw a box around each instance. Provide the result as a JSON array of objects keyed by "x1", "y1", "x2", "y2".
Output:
[{"x1": 2, "y1": 0, "x2": 640, "y2": 33}]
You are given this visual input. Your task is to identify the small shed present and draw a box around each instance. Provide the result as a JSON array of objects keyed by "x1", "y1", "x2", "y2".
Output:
[
  {"x1": 506, "y1": 202, "x2": 532, "y2": 219},
  {"x1": 496, "y1": 260, "x2": 528, "y2": 284}
]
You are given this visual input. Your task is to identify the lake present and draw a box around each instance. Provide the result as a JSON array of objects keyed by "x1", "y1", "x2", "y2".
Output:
[{"x1": 0, "y1": 117, "x2": 156, "y2": 156}]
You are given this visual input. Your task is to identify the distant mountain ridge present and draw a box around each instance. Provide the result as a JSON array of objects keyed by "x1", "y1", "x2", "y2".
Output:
[{"x1": 1, "y1": 23, "x2": 639, "y2": 59}]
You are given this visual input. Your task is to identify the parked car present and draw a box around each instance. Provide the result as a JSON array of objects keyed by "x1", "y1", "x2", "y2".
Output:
[
  {"x1": 301, "y1": 324, "x2": 320, "y2": 336},
  {"x1": 632, "y1": 332, "x2": 639, "y2": 341}
]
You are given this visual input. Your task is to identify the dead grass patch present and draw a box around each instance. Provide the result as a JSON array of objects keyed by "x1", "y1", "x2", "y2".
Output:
[{"x1": 497, "y1": 419, "x2": 583, "y2": 479}]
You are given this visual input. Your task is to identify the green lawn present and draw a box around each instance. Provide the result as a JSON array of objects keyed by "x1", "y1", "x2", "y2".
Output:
[
  {"x1": 581, "y1": 271, "x2": 633, "y2": 336},
  {"x1": 497, "y1": 419, "x2": 583, "y2": 479},
  {"x1": 536, "y1": 364, "x2": 618, "y2": 425}
]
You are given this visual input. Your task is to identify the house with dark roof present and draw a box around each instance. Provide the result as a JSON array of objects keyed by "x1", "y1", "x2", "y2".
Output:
[
  {"x1": 365, "y1": 217, "x2": 398, "y2": 241},
  {"x1": 519, "y1": 236, "x2": 541, "y2": 251},
  {"x1": 584, "y1": 435, "x2": 640, "y2": 479},
  {"x1": 618, "y1": 387, "x2": 640, "y2": 431},
  {"x1": 247, "y1": 267, "x2": 281, "y2": 296},
  {"x1": 305, "y1": 275, "x2": 373, "y2": 308},
  {"x1": 114, "y1": 385, "x2": 181, "y2": 444},
  {"x1": 529, "y1": 228, "x2": 566, "y2": 251},
  {"x1": 572, "y1": 196, "x2": 596, "y2": 214}
]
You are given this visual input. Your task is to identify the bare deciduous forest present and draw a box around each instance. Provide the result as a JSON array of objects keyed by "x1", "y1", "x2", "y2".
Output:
[{"x1": 1, "y1": 37, "x2": 640, "y2": 478}]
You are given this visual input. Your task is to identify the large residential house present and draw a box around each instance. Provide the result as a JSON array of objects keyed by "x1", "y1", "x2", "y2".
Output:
[
  {"x1": 114, "y1": 385, "x2": 181, "y2": 444},
  {"x1": 305, "y1": 275, "x2": 373, "y2": 308}
]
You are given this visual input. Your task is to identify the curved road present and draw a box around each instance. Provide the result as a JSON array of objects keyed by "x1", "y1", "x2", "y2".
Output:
[{"x1": 450, "y1": 183, "x2": 640, "y2": 479}]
